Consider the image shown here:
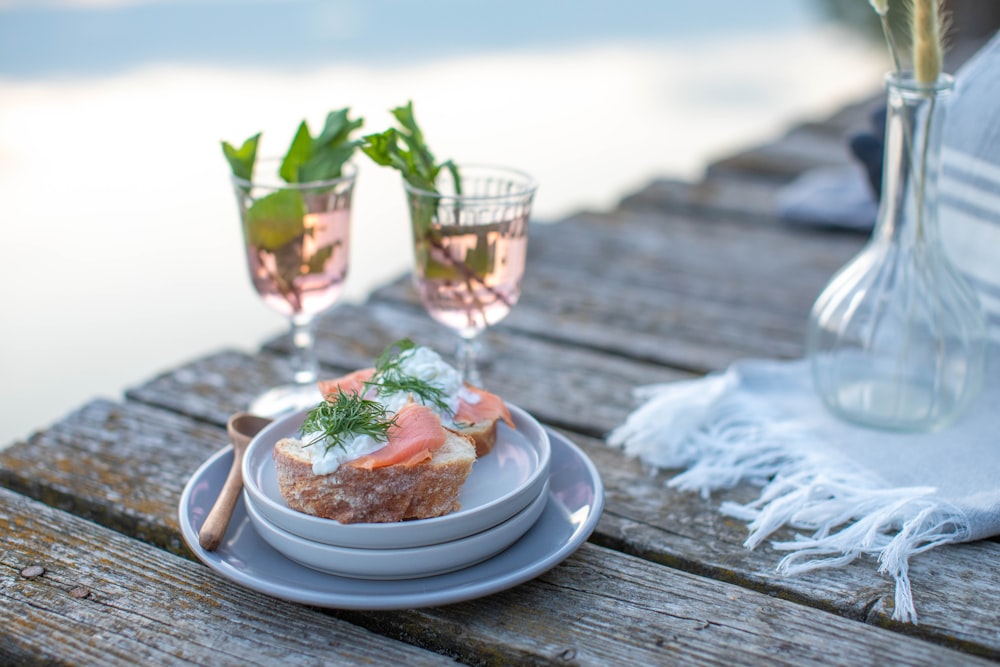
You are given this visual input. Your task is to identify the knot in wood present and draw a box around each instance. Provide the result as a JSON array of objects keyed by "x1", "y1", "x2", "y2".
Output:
[
  {"x1": 20, "y1": 565, "x2": 44, "y2": 579},
  {"x1": 556, "y1": 647, "x2": 577, "y2": 662},
  {"x1": 69, "y1": 586, "x2": 91, "y2": 599}
]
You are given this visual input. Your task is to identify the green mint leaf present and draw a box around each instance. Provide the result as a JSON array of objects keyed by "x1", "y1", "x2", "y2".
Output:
[
  {"x1": 279, "y1": 121, "x2": 314, "y2": 183},
  {"x1": 361, "y1": 101, "x2": 458, "y2": 194},
  {"x1": 272, "y1": 238, "x2": 305, "y2": 304},
  {"x1": 464, "y1": 227, "x2": 496, "y2": 276},
  {"x1": 305, "y1": 242, "x2": 338, "y2": 274},
  {"x1": 279, "y1": 109, "x2": 362, "y2": 183},
  {"x1": 221, "y1": 133, "x2": 260, "y2": 181},
  {"x1": 390, "y1": 101, "x2": 425, "y2": 146},
  {"x1": 316, "y1": 108, "x2": 364, "y2": 150},
  {"x1": 298, "y1": 141, "x2": 360, "y2": 182},
  {"x1": 222, "y1": 108, "x2": 361, "y2": 188},
  {"x1": 442, "y1": 160, "x2": 462, "y2": 195},
  {"x1": 244, "y1": 189, "x2": 306, "y2": 250},
  {"x1": 360, "y1": 128, "x2": 401, "y2": 166}
]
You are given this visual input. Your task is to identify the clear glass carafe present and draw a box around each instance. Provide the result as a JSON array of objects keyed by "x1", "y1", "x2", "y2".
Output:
[{"x1": 806, "y1": 73, "x2": 987, "y2": 431}]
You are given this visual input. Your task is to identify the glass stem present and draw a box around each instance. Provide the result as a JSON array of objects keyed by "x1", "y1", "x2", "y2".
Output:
[
  {"x1": 290, "y1": 314, "x2": 318, "y2": 386},
  {"x1": 456, "y1": 334, "x2": 482, "y2": 387}
]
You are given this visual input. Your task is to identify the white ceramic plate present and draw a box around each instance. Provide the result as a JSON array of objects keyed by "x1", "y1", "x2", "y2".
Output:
[
  {"x1": 242, "y1": 403, "x2": 551, "y2": 549},
  {"x1": 178, "y1": 428, "x2": 602, "y2": 610},
  {"x1": 245, "y1": 480, "x2": 549, "y2": 579}
]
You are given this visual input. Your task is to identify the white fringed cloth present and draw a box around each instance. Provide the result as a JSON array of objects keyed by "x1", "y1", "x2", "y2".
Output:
[
  {"x1": 609, "y1": 31, "x2": 1000, "y2": 625},
  {"x1": 608, "y1": 356, "x2": 1000, "y2": 623}
]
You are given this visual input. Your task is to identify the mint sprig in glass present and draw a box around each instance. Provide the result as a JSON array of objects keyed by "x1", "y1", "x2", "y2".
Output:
[
  {"x1": 363, "y1": 102, "x2": 537, "y2": 386},
  {"x1": 224, "y1": 108, "x2": 362, "y2": 416}
]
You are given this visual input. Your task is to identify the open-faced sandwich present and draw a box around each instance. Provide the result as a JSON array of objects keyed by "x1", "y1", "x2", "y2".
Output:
[{"x1": 273, "y1": 339, "x2": 514, "y2": 524}]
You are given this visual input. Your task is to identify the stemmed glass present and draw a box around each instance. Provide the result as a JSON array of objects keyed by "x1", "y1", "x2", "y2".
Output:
[
  {"x1": 230, "y1": 159, "x2": 356, "y2": 416},
  {"x1": 403, "y1": 165, "x2": 536, "y2": 386}
]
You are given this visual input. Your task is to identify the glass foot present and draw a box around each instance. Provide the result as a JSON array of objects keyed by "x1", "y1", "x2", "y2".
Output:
[{"x1": 248, "y1": 383, "x2": 323, "y2": 418}]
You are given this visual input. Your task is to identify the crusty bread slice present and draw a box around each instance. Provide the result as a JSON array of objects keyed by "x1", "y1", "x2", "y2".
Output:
[
  {"x1": 273, "y1": 429, "x2": 476, "y2": 524},
  {"x1": 455, "y1": 419, "x2": 500, "y2": 457}
]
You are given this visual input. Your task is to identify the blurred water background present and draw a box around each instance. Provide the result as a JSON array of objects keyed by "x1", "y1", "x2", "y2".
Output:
[{"x1": 0, "y1": 0, "x2": 888, "y2": 444}]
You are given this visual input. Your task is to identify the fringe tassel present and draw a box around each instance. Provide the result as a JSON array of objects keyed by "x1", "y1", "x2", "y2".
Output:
[{"x1": 607, "y1": 371, "x2": 972, "y2": 624}]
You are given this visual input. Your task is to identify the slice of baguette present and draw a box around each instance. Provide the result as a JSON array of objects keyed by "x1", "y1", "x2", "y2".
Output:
[
  {"x1": 454, "y1": 419, "x2": 500, "y2": 457},
  {"x1": 273, "y1": 429, "x2": 476, "y2": 524}
]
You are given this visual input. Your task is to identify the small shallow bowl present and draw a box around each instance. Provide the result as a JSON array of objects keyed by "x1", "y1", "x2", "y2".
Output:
[
  {"x1": 245, "y1": 480, "x2": 550, "y2": 579},
  {"x1": 242, "y1": 403, "x2": 551, "y2": 549}
]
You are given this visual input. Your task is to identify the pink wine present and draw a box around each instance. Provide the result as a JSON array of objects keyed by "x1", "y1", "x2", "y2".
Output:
[
  {"x1": 414, "y1": 214, "x2": 528, "y2": 336},
  {"x1": 246, "y1": 208, "x2": 350, "y2": 317}
]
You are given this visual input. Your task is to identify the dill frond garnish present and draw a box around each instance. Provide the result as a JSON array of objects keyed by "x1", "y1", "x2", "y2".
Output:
[
  {"x1": 301, "y1": 389, "x2": 397, "y2": 454},
  {"x1": 366, "y1": 338, "x2": 453, "y2": 414}
]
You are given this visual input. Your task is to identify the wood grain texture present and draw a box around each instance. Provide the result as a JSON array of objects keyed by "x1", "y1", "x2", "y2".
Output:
[
  {"x1": 4, "y1": 388, "x2": 1000, "y2": 660},
  {"x1": 369, "y1": 208, "x2": 866, "y2": 373},
  {"x1": 2, "y1": 479, "x2": 989, "y2": 667},
  {"x1": 705, "y1": 123, "x2": 857, "y2": 183},
  {"x1": 340, "y1": 542, "x2": 993, "y2": 667},
  {"x1": 0, "y1": 398, "x2": 231, "y2": 556},
  {"x1": 619, "y1": 176, "x2": 789, "y2": 224},
  {"x1": 0, "y1": 488, "x2": 459, "y2": 666},
  {"x1": 283, "y1": 302, "x2": 688, "y2": 437},
  {"x1": 124, "y1": 347, "x2": 294, "y2": 427},
  {"x1": 580, "y1": 430, "x2": 1000, "y2": 659}
]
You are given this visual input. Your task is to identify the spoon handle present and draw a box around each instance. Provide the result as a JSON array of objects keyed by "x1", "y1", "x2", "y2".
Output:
[{"x1": 199, "y1": 449, "x2": 244, "y2": 551}]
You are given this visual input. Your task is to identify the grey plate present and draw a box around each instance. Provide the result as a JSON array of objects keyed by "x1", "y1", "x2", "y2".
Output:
[
  {"x1": 178, "y1": 428, "x2": 604, "y2": 610},
  {"x1": 243, "y1": 403, "x2": 551, "y2": 548}
]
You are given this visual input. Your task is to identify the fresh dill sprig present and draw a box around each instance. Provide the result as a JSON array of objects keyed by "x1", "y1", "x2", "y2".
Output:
[
  {"x1": 301, "y1": 389, "x2": 397, "y2": 454},
  {"x1": 365, "y1": 338, "x2": 453, "y2": 415}
]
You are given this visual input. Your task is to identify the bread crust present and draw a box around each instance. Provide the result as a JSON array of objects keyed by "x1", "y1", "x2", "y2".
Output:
[
  {"x1": 455, "y1": 419, "x2": 499, "y2": 457},
  {"x1": 273, "y1": 429, "x2": 476, "y2": 523}
]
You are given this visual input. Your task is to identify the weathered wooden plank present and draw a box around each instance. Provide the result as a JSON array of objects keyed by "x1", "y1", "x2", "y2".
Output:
[
  {"x1": 619, "y1": 176, "x2": 787, "y2": 224},
  {"x1": 0, "y1": 398, "x2": 228, "y2": 556},
  {"x1": 705, "y1": 123, "x2": 856, "y2": 183},
  {"x1": 341, "y1": 541, "x2": 993, "y2": 667},
  {"x1": 617, "y1": 93, "x2": 878, "y2": 220},
  {"x1": 124, "y1": 348, "x2": 292, "y2": 428},
  {"x1": 2, "y1": 470, "x2": 989, "y2": 666},
  {"x1": 285, "y1": 302, "x2": 688, "y2": 437},
  {"x1": 0, "y1": 488, "x2": 460, "y2": 666},
  {"x1": 369, "y1": 209, "x2": 866, "y2": 372},
  {"x1": 527, "y1": 210, "x2": 864, "y2": 285},
  {"x1": 8, "y1": 333, "x2": 680, "y2": 550},
  {"x1": 6, "y1": 386, "x2": 1000, "y2": 661},
  {"x1": 388, "y1": 208, "x2": 863, "y2": 313},
  {"x1": 124, "y1": 312, "x2": 686, "y2": 441},
  {"x1": 580, "y1": 429, "x2": 1000, "y2": 660},
  {"x1": 372, "y1": 268, "x2": 808, "y2": 373}
]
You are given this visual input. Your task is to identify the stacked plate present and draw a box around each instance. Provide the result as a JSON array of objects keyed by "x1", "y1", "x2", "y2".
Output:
[{"x1": 240, "y1": 404, "x2": 552, "y2": 580}]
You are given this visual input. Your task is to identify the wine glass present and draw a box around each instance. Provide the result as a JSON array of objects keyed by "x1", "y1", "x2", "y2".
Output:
[
  {"x1": 403, "y1": 164, "x2": 537, "y2": 386},
  {"x1": 230, "y1": 158, "x2": 356, "y2": 416}
]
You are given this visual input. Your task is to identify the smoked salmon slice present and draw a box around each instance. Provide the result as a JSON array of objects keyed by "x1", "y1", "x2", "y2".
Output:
[
  {"x1": 349, "y1": 403, "x2": 447, "y2": 470},
  {"x1": 455, "y1": 385, "x2": 515, "y2": 428},
  {"x1": 317, "y1": 368, "x2": 375, "y2": 399}
]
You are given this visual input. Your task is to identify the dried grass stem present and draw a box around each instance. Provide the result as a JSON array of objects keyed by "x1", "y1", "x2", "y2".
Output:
[{"x1": 912, "y1": 0, "x2": 945, "y2": 83}]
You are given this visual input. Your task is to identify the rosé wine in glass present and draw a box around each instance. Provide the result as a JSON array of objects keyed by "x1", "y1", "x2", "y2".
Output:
[
  {"x1": 405, "y1": 165, "x2": 536, "y2": 386},
  {"x1": 246, "y1": 208, "x2": 351, "y2": 318},
  {"x1": 231, "y1": 159, "x2": 356, "y2": 416},
  {"x1": 414, "y1": 214, "x2": 528, "y2": 337}
]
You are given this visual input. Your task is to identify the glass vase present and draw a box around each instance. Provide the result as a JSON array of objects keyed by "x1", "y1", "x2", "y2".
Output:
[{"x1": 806, "y1": 73, "x2": 988, "y2": 432}]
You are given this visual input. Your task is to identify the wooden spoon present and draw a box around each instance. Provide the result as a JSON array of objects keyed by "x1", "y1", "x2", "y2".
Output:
[{"x1": 198, "y1": 412, "x2": 273, "y2": 551}]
